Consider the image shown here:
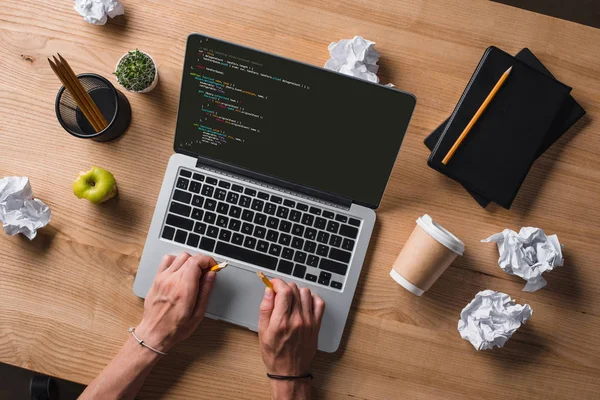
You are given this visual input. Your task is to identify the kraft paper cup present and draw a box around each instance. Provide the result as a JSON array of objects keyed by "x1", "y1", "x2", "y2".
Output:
[{"x1": 390, "y1": 214, "x2": 464, "y2": 296}]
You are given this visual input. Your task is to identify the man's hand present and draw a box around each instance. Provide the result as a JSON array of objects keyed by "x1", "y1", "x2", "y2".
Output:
[
  {"x1": 258, "y1": 279, "x2": 325, "y2": 399},
  {"x1": 135, "y1": 253, "x2": 217, "y2": 353},
  {"x1": 80, "y1": 253, "x2": 217, "y2": 400}
]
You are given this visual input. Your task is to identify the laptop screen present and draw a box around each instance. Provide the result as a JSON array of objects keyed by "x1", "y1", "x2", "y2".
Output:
[{"x1": 175, "y1": 34, "x2": 416, "y2": 208}]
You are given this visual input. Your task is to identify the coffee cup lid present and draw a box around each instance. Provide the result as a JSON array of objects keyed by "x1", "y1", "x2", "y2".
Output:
[{"x1": 416, "y1": 214, "x2": 465, "y2": 256}]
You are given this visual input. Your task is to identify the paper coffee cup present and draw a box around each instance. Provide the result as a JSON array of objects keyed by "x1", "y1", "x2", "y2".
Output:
[{"x1": 390, "y1": 214, "x2": 464, "y2": 296}]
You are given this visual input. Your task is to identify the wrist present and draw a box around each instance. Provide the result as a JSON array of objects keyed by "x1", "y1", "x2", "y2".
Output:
[
  {"x1": 135, "y1": 321, "x2": 173, "y2": 353},
  {"x1": 124, "y1": 334, "x2": 162, "y2": 366},
  {"x1": 270, "y1": 379, "x2": 311, "y2": 400}
]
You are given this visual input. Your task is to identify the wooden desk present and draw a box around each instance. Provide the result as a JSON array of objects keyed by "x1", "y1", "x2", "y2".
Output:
[{"x1": 1, "y1": 0, "x2": 599, "y2": 398}]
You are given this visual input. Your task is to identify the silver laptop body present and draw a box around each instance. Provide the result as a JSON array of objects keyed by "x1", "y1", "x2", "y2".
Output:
[{"x1": 134, "y1": 153, "x2": 375, "y2": 352}]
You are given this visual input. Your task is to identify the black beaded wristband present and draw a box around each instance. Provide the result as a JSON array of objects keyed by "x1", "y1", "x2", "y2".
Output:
[{"x1": 267, "y1": 373, "x2": 313, "y2": 380}]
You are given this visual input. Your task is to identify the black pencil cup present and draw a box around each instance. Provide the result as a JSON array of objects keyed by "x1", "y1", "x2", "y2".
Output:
[{"x1": 55, "y1": 73, "x2": 131, "y2": 142}]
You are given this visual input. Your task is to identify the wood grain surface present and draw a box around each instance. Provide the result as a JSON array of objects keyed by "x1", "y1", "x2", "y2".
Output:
[{"x1": 1, "y1": 0, "x2": 599, "y2": 398}]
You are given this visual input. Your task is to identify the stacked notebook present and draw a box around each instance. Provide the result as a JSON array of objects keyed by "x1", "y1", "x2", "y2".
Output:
[{"x1": 425, "y1": 47, "x2": 585, "y2": 209}]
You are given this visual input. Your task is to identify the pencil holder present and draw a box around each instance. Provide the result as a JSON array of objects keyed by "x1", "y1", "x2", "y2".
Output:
[{"x1": 55, "y1": 73, "x2": 131, "y2": 142}]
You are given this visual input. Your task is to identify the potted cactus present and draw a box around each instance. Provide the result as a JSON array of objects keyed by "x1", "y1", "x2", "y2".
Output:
[{"x1": 114, "y1": 49, "x2": 158, "y2": 93}]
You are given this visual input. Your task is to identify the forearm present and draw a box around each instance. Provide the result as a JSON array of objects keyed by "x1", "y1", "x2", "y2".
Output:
[
  {"x1": 270, "y1": 381, "x2": 311, "y2": 400},
  {"x1": 80, "y1": 335, "x2": 161, "y2": 400}
]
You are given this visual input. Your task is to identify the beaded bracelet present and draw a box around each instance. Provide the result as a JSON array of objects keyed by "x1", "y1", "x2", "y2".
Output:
[
  {"x1": 267, "y1": 373, "x2": 313, "y2": 380},
  {"x1": 128, "y1": 327, "x2": 168, "y2": 356}
]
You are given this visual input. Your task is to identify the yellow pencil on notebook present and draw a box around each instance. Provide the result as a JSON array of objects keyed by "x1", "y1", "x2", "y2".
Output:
[
  {"x1": 209, "y1": 261, "x2": 228, "y2": 272},
  {"x1": 442, "y1": 66, "x2": 513, "y2": 165},
  {"x1": 256, "y1": 271, "x2": 274, "y2": 291}
]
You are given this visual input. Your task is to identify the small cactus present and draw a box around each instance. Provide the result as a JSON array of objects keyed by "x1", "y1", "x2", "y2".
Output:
[{"x1": 114, "y1": 50, "x2": 156, "y2": 92}]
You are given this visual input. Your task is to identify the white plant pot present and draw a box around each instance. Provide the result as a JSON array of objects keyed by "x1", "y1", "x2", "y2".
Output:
[{"x1": 115, "y1": 51, "x2": 159, "y2": 93}]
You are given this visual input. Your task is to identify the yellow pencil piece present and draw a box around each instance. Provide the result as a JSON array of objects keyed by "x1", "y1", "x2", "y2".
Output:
[
  {"x1": 210, "y1": 261, "x2": 228, "y2": 272},
  {"x1": 442, "y1": 65, "x2": 512, "y2": 165},
  {"x1": 256, "y1": 271, "x2": 274, "y2": 291}
]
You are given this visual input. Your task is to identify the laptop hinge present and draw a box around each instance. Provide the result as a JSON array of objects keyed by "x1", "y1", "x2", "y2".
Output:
[{"x1": 195, "y1": 156, "x2": 353, "y2": 209}]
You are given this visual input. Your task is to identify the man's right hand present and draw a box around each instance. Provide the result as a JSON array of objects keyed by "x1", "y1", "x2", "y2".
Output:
[{"x1": 258, "y1": 279, "x2": 325, "y2": 399}]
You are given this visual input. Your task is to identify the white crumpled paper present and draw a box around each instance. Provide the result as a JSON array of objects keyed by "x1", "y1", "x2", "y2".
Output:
[
  {"x1": 482, "y1": 227, "x2": 563, "y2": 292},
  {"x1": 324, "y1": 36, "x2": 393, "y2": 86},
  {"x1": 0, "y1": 177, "x2": 51, "y2": 240},
  {"x1": 74, "y1": 0, "x2": 124, "y2": 25},
  {"x1": 458, "y1": 290, "x2": 532, "y2": 350}
]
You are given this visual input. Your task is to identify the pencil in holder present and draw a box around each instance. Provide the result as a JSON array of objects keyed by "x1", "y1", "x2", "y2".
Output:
[{"x1": 55, "y1": 73, "x2": 131, "y2": 142}]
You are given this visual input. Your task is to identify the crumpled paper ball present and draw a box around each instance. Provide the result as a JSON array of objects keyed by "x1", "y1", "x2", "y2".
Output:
[
  {"x1": 458, "y1": 290, "x2": 532, "y2": 350},
  {"x1": 482, "y1": 227, "x2": 563, "y2": 292},
  {"x1": 0, "y1": 177, "x2": 51, "y2": 240},
  {"x1": 73, "y1": 0, "x2": 124, "y2": 25},
  {"x1": 324, "y1": 36, "x2": 392, "y2": 86}
]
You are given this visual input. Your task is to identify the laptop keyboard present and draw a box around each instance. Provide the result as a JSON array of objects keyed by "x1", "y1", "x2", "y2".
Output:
[{"x1": 160, "y1": 168, "x2": 362, "y2": 291}]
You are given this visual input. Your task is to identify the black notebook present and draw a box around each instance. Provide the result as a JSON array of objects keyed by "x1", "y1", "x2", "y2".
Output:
[
  {"x1": 424, "y1": 48, "x2": 586, "y2": 207},
  {"x1": 427, "y1": 46, "x2": 572, "y2": 209}
]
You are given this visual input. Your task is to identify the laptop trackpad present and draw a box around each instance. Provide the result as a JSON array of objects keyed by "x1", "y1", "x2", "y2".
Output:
[{"x1": 205, "y1": 265, "x2": 267, "y2": 331}]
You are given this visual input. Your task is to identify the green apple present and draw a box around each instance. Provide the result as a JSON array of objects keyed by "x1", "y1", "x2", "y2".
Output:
[{"x1": 73, "y1": 166, "x2": 118, "y2": 204}]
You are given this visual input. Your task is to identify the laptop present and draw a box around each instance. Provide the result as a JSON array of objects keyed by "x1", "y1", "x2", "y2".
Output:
[{"x1": 133, "y1": 33, "x2": 416, "y2": 352}]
